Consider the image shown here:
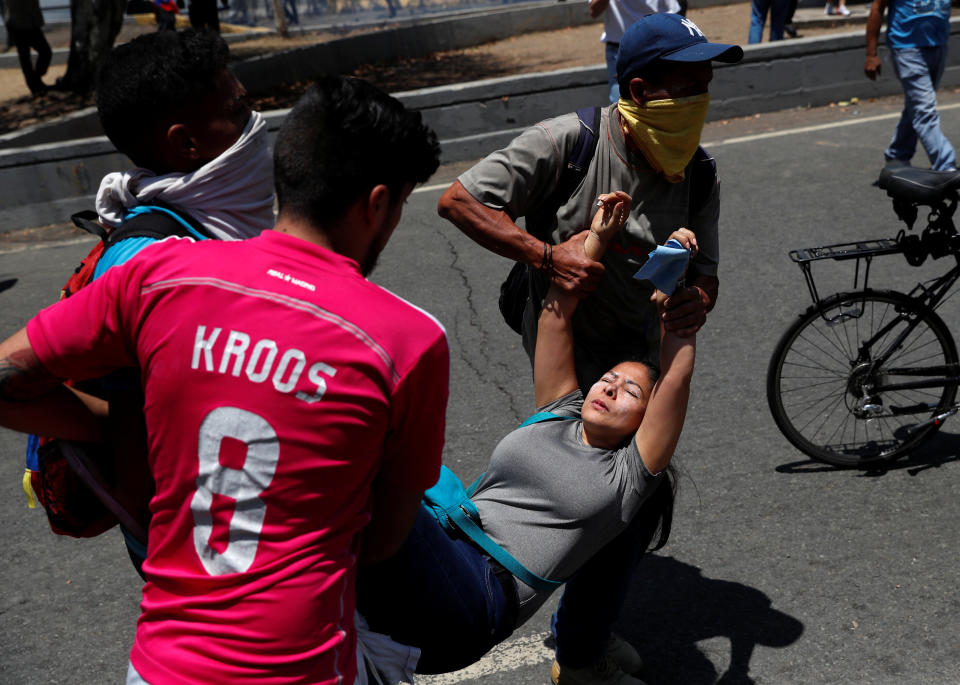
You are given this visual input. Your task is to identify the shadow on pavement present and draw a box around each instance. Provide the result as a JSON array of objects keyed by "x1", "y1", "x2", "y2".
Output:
[
  {"x1": 615, "y1": 555, "x2": 804, "y2": 685},
  {"x1": 0, "y1": 278, "x2": 18, "y2": 294},
  {"x1": 775, "y1": 430, "x2": 960, "y2": 477}
]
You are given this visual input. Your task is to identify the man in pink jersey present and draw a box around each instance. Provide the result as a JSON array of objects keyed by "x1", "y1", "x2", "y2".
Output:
[{"x1": 0, "y1": 76, "x2": 447, "y2": 685}]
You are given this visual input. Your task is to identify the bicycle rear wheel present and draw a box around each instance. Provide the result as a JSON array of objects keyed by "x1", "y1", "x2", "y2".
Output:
[{"x1": 767, "y1": 290, "x2": 959, "y2": 467}]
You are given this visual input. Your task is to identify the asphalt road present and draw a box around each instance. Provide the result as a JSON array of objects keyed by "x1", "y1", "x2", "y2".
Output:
[{"x1": 3, "y1": 93, "x2": 960, "y2": 684}]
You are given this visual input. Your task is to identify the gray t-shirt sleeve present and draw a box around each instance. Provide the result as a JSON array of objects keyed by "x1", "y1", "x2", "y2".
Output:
[
  {"x1": 457, "y1": 113, "x2": 582, "y2": 221},
  {"x1": 535, "y1": 389, "x2": 584, "y2": 417}
]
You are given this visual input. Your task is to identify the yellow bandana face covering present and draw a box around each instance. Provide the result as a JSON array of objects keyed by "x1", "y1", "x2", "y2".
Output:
[{"x1": 617, "y1": 93, "x2": 710, "y2": 182}]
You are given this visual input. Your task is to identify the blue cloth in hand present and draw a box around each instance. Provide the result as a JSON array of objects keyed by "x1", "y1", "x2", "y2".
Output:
[{"x1": 632, "y1": 239, "x2": 690, "y2": 295}]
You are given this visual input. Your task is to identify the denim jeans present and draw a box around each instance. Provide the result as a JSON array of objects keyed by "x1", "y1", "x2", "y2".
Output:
[
  {"x1": 355, "y1": 506, "x2": 517, "y2": 674},
  {"x1": 605, "y1": 42, "x2": 620, "y2": 104},
  {"x1": 887, "y1": 45, "x2": 957, "y2": 171},
  {"x1": 748, "y1": 0, "x2": 788, "y2": 43},
  {"x1": 551, "y1": 477, "x2": 670, "y2": 668}
]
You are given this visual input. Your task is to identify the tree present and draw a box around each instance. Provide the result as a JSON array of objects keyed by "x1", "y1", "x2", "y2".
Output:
[
  {"x1": 272, "y1": 0, "x2": 289, "y2": 38},
  {"x1": 58, "y1": 0, "x2": 126, "y2": 95}
]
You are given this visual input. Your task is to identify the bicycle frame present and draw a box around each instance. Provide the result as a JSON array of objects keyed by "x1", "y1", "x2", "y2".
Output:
[
  {"x1": 768, "y1": 170, "x2": 960, "y2": 465},
  {"x1": 788, "y1": 206, "x2": 960, "y2": 407}
]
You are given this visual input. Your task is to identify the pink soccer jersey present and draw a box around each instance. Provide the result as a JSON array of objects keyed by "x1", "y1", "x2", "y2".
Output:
[{"x1": 27, "y1": 231, "x2": 449, "y2": 684}]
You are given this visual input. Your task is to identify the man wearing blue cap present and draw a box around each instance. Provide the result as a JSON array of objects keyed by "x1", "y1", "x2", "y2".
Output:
[
  {"x1": 439, "y1": 13, "x2": 741, "y2": 685},
  {"x1": 440, "y1": 12, "x2": 741, "y2": 391}
]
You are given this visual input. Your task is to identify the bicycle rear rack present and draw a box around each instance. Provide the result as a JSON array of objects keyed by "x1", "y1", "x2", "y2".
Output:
[{"x1": 789, "y1": 238, "x2": 903, "y2": 308}]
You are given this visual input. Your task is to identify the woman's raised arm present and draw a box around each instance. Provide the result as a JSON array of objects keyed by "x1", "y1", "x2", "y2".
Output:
[
  {"x1": 634, "y1": 275, "x2": 697, "y2": 475},
  {"x1": 533, "y1": 191, "x2": 631, "y2": 407}
]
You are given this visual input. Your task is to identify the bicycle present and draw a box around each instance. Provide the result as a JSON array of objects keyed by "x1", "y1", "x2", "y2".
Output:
[{"x1": 766, "y1": 166, "x2": 960, "y2": 468}]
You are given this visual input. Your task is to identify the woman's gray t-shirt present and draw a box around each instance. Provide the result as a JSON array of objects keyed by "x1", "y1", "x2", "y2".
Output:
[{"x1": 470, "y1": 391, "x2": 663, "y2": 624}]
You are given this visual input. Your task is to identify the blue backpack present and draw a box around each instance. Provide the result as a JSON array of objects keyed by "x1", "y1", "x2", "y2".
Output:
[
  {"x1": 23, "y1": 203, "x2": 213, "y2": 540},
  {"x1": 421, "y1": 411, "x2": 574, "y2": 592}
]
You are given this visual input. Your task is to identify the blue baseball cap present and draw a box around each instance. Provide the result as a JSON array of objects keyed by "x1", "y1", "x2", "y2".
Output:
[{"x1": 616, "y1": 13, "x2": 743, "y2": 83}]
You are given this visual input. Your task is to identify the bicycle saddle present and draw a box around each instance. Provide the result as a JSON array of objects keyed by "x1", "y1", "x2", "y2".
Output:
[{"x1": 877, "y1": 166, "x2": 960, "y2": 204}]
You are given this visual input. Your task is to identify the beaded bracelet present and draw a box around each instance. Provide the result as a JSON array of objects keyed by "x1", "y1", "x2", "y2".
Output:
[{"x1": 539, "y1": 242, "x2": 553, "y2": 274}]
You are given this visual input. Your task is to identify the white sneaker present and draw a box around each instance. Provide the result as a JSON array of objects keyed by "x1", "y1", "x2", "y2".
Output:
[
  {"x1": 837, "y1": 4, "x2": 851, "y2": 15},
  {"x1": 606, "y1": 634, "x2": 643, "y2": 675},
  {"x1": 552, "y1": 656, "x2": 647, "y2": 685}
]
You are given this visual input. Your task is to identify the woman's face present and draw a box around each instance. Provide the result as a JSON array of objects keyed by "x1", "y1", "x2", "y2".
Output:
[{"x1": 581, "y1": 362, "x2": 655, "y2": 446}]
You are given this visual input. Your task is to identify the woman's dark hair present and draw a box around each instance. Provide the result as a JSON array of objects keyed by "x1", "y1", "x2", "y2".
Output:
[
  {"x1": 96, "y1": 29, "x2": 229, "y2": 169},
  {"x1": 644, "y1": 465, "x2": 677, "y2": 551},
  {"x1": 273, "y1": 76, "x2": 440, "y2": 226}
]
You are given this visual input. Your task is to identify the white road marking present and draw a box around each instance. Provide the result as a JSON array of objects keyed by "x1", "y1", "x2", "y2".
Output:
[
  {"x1": 414, "y1": 181, "x2": 455, "y2": 195},
  {"x1": 415, "y1": 632, "x2": 554, "y2": 684},
  {"x1": 707, "y1": 101, "x2": 960, "y2": 147},
  {"x1": 411, "y1": 102, "x2": 960, "y2": 197}
]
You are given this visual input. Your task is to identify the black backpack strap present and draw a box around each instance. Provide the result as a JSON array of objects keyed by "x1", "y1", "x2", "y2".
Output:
[
  {"x1": 688, "y1": 146, "x2": 717, "y2": 216},
  {"x1": 105, "y1": 202, "x2": 213, "y2": 249},
  {"x1": 503, "y1": 107, "x2": 605, "y2": 335},
  {"x1": 525, "y1": 106, "x2": 603, "y2": 241},
  {"x1": 685, "y1": 147, "x2": 718, "y2": 282},
  {"x1": 556, "y1": 106, "x2": 603, "y2": 206},
  {"x1": 70, "y1": 210, "x2": 109, "y2": 243}
]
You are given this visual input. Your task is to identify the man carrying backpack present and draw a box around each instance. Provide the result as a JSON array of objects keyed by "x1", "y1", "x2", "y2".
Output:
[
  {"x1": 0, "y1": 75, "x2": 446, "y2": 685},
  {"x1": 438, "y1": 14, "x2": 742, "y2": 685},
  {"x1": 22, "y1": 28, "x2": 276, "y2": 560},
  {"x1": 440, "y1": 13, "x2": 740, "y2": 388},
  {"x1": 92, "y1": 28, "x2": 274, "y2": 257}
]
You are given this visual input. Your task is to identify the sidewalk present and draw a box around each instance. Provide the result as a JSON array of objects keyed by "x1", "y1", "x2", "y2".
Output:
[{"x1": 0, "y1": 0, "x2": 871, "y2": 102}]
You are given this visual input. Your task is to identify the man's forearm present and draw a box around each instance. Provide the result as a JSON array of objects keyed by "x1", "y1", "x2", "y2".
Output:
[
  {"x1": 0, "y1": 329, "x2": 60, "y2": 402},
  {"x1": 359, "y1": 483, "x2": 424, "y2": 565},
  {"x1": 0, "y1": 327, "x2": 106, "y2": 441},
  {"x1": 0, "y1": 387, "x2": 107, "y2": 441},
  {"x1": 438, "y1": 181, "x2": 544, "y2": 267},
  {"x1": 865, "y1": 0, "x2": 886, "y2": 56}
]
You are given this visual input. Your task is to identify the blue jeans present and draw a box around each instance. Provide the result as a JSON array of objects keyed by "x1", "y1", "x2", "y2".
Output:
[
  {"x1": 356, "y1": 506, "x2": 518, "y2": 674},
  {"x1": 551, "y1": 477, "x2": 669, "y2": 668},
  {"x1": 887, "y1": 45, "x2": 956, "y2": 171},
  {"x1": 605, "y1": 42, "x2": 620, "y2": 104},
  {"x1": 748, "y1": 0, "x2": 788, "y2": 43}
]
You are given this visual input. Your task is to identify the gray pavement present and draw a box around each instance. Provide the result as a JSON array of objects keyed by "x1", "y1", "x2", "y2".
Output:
[{"x1": 3, "y1": 96, "x2": 960, "y2": 684}]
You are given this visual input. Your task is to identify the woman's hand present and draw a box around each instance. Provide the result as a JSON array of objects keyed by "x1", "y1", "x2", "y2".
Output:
[
  {"x1": 650, "y1": 288, "x2": 670, "y2": 314},
  {"x1": 666, "y1": 227, "x2": 698, "y2": 258},
  {"x1": 584, "y1": 191, "x2": 632, "y2": 261}
]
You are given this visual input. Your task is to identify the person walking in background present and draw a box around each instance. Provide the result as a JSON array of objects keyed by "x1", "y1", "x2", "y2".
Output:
[
  {"x1": 748, "y1": 0, "x2": 788, "y2": 43},
  {"x1": 784, "y1": 0, "x2": 798, "y2": 37},
  {"x1": 229, "y1": 0, "x2": 252, "y2": 25},
  {"x1": 284, "y1": 0, "x2": 299, "y2": 24},
  {"x1": 153, "y1": 0, "x2": 180, "y2": 30},
  {"x1": 589, "y1": 0, "x2": 681, "y2": 103},
  {"x1": 825, "y1": 0, "x2": 851, "y2": 16},
  {"x1": 865, "y1": 0, "x2": 956, "y2": 170},
  {"x1": 0, "y1": 0, "x2": 13, "y2": 52},
  {"x1": 2, "y1": 0, "x2": 51, "y2": 96}
]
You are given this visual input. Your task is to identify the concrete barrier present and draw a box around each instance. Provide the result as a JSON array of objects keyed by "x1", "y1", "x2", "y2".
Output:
[
  {"x1": 3, "y1": 17, "x2": 960, "y2": 233},
  {"x1": 395, "y1": 23, "x2": 960, "y2": 154}
]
